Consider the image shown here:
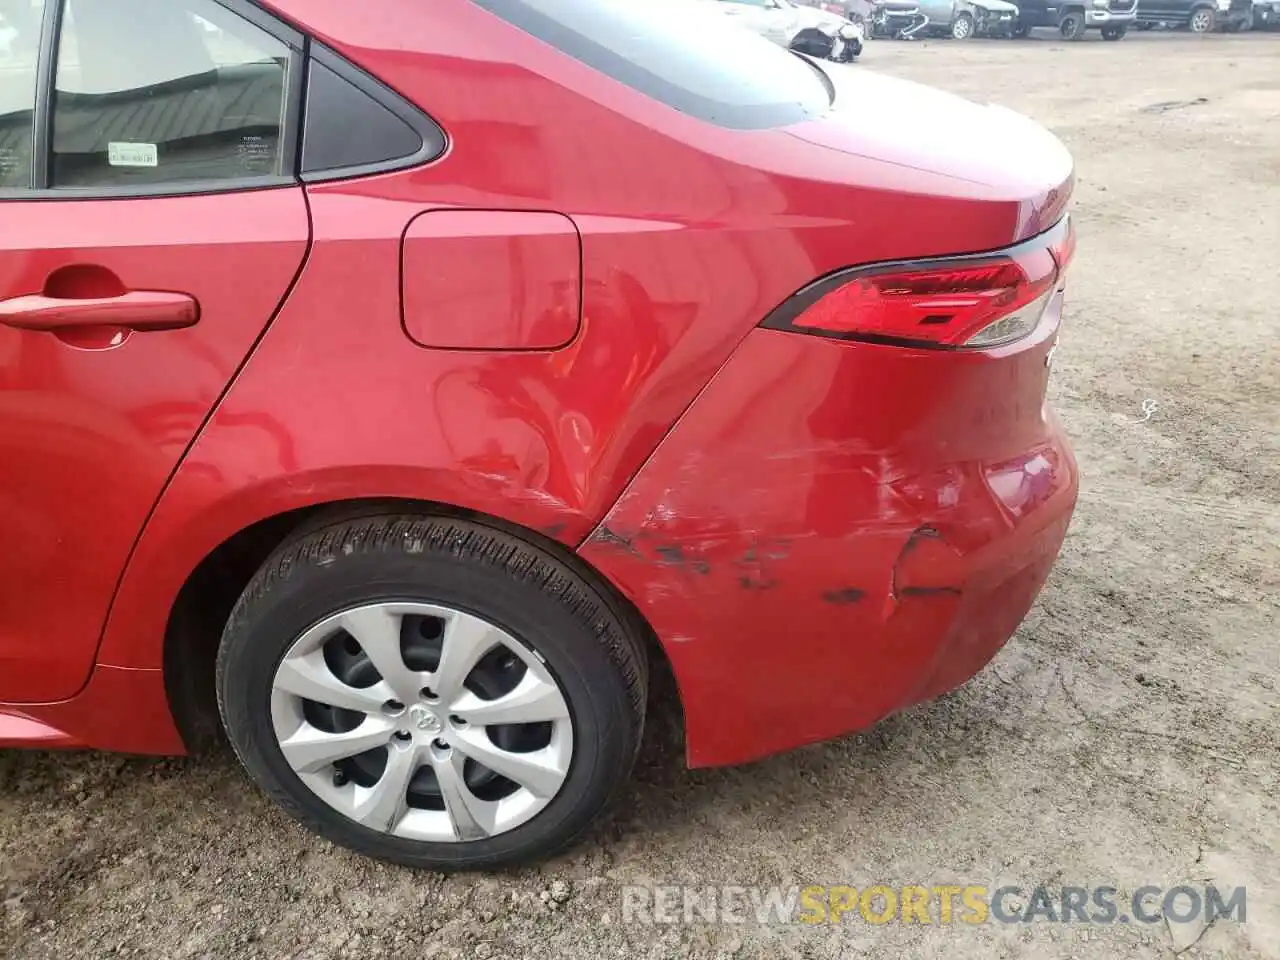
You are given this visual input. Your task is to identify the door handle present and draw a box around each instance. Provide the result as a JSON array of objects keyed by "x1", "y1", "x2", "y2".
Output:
[{"x1": 0, "y1": 290, "x2": 199, "y2": 333}]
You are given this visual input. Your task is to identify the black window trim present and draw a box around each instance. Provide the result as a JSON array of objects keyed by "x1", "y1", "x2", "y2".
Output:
[{"x1": 300, "y1": 42, "x2": 448, "y2": 184}]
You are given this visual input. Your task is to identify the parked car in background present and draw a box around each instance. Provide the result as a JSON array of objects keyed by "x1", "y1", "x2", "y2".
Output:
[
  {"x1": 918, "y1": 0, "x2": 1022, "y2": 37},
  {"x1": 2, "y1": 0, "x2": 1079, "y2": 872},
  {"x1": 1253, "y1": 0, "x2": 1280, "y2": 26},
  {"x1": 794, "y1": 0, "x2": 877, "y2": 20},
  {"x1": 869, "y1": 0, "x2": 933, "y2": 34},
  {"x1": 1134, "y1": 0, "x2": 1250, "y2": 30},
  {"x1": 707, "y1": 0, "x2": 864, "y2": 60},
  {"x1": 1013, "y1": 0, "x2": 1138, "y2": 37}
]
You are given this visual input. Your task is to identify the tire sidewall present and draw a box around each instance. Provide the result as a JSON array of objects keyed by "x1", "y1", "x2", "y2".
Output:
[
  {"x1": 218, "y1": 524, "x2": 640, "y2": 869},
  {"x1": 952, "y1": 13, "x2": 974, "y2": 38}
]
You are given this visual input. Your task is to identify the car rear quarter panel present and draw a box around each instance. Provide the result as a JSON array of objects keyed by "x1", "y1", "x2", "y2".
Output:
[
  {"x1": 580, "y1": 325, "x2": 1079, "y2": 768},
  {"x1": 99, "y1": 0, "x2": 1037, "y2": 677}
]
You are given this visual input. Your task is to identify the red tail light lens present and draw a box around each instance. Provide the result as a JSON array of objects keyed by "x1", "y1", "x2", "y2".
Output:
[{"x1": 764, "y1": 218, "x2": 1073, "y2": 350}]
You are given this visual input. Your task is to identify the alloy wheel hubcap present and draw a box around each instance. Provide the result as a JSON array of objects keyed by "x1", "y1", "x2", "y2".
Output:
[{"x1": 269, "y1": 602, "x2": 573, "y2": 842}]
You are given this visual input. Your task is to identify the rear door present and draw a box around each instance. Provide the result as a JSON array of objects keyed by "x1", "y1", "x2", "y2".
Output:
[{"x1": 0, "y1": 0, "x2": 309, "y2": 701}]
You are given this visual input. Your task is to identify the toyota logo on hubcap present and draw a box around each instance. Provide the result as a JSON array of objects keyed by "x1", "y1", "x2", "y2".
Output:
[{"x1": 409, "y1": 706, "x2": 441, "y2": 733}]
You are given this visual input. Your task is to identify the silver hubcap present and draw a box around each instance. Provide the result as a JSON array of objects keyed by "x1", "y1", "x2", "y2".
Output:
[
  {"x1": 955, "y1": 18, "x2": 971, "y2": 36},
  {"x1": 1192, "y1": 11, "x2": 1211, "y2": 29},
  {"x1": 269, "y1": 602, "x2": 573, "y2": 842}
]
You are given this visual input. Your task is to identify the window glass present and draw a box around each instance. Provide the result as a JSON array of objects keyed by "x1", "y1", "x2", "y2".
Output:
[
  {"x1": 470, "y1": 0, "x2": 830, "y2": 130},
  {"x1": 51, "y1": 0, "x2": 290, "y2": 189},
  {"x1": 301, "y1": 58, "x2": 437, "y2": 177},
  {"x1": 0, "y1": 0, "x2": 46, "y2": 188}
]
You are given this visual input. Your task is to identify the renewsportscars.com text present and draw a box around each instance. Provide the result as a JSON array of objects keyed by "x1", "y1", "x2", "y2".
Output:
[{"x1": 620, "y1": 884, "x2": 1247, "y2": 927}]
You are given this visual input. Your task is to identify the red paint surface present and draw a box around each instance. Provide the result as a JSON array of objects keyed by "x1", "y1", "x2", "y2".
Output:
[
  {"x1": 0, "y1": 190, "x2": 308, "y2": 703},
  {"x1": 2, "y1": 0, "x2": 1078, "y2": 763},
  {"x1": 402, "y1": 210, "x2": 582, "y2": 350},
  {"x1": 580, "y1": 317, "x2": 1078, "y2": 767},
  {"x1": 0, "y1": 666, "x2": 181, "y2": 753}
]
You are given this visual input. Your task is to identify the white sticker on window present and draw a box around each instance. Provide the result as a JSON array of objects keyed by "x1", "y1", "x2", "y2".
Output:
[{"x1": 107, "y1": 142, "x2": 158, "y2": 168}]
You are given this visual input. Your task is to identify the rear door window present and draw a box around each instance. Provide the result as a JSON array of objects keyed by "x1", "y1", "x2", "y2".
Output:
[
  {"x1": 0, "y1": 0, "x2": 46, "y2": 188},
  {"x1": 51, "y1": 0, "x2": 292, "y2": 189},
  {"x1": 470, "y1": 0, "x2": 831, "y2": 129}
]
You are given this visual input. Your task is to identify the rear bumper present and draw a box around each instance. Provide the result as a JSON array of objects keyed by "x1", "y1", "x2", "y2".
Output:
[{"x1": 581, "y1": 322, "x2": 1078, "y2": 768}]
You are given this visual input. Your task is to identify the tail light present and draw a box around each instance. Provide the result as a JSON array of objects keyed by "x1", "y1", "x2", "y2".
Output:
[{"x1": 762, "y1": 217, "x2": 1075, "y2": 350}]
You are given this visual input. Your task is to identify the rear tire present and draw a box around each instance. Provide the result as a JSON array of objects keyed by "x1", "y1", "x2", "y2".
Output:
[
  {"x1": 216, "y1": 513, "x2": 647, "y2": 870},
  {"x1": 1059, "y1": 9, "x2": 1087, "y2": 37},
  {"x1": 951, "y1": 12, "x2": 975, "y2": 37},
  {"x1": 1101, "y1": 23, "x2": 1127, "y2": 38},
  {"x1": 1189, "y1": 6, "x2": 1216, "y2": 31},
  {"x1": 1012, "y1": 19, "x2": 1032, "y2": 36}
]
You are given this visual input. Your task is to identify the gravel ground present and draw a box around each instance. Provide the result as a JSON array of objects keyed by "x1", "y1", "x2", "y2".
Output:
[{"x1": 2, "y1": 30, "x2": 1278, "y2": 960}]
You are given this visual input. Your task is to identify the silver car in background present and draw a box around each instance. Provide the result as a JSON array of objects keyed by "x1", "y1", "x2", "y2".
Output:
[
  {"x1": 919, "y1": 0, "x2": 1021, "y2": 36},
  {"x1": 705, "y1": 0, "x2": 865, "y2": 60}
]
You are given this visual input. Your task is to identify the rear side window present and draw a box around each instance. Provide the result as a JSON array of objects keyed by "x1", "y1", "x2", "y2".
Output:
[
  {"x1": 470, "y1": 0, "x2": 830, "y2": 130},
  {"x1": 300, "y1": 49, "x2": 446, "y2": 181},
  {"x1": 0, "y1": 1, "x2": 46, "y2": 188},
  {"x1": 51, "y1": 0, "x2": 291, "y2": 188}
]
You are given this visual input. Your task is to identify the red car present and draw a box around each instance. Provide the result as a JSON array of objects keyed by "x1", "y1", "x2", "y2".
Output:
[{"x1": 0, "y1": 0, "x2": 1078, "y2": 869}]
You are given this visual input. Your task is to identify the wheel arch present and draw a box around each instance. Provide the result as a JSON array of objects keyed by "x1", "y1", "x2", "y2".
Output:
[{"x1": 161, "y1": 497, "x2": 675, "y2": 753}]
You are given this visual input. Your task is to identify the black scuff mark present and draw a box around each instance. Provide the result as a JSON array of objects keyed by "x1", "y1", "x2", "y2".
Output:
[
  {"x1": 890, "y1": 524, "x2": 943, "y2": 603},
  {"x1": 591, "y1": 526, "x2": 642, "y2": 557},
  {"x1": 651, "y1": 543, "x2": 712, "y2": 575},
  {"x1": 735, "y1": 536, "x2": 779, "y2": 592},
  {"x1": 823, "y1": 587, "x2": 866, "y2": 605},
  {"x1": 654, "y1": 544, "x2": 686, "y2": 566},
  {"x1": 542, "y1": 522, "x2": 567, "y2": 540},
  {"x1": 899, "y1": 585, "x2": 963, "y2": 598}
]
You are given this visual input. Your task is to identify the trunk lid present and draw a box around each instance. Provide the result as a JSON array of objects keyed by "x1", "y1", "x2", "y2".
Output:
[{"x1": 787, "y1": 66, "x2": 1075, "y2": 243}]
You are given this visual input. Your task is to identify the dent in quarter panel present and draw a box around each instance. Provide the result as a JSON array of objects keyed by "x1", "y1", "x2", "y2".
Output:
[{"x1": 401, "y1": 210, "x2": 582, "y2": 350}]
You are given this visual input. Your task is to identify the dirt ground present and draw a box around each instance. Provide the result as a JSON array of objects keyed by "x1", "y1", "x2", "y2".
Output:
[{"x1": 3, "y1": 30, "x2": 1278, "y2": 960}]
